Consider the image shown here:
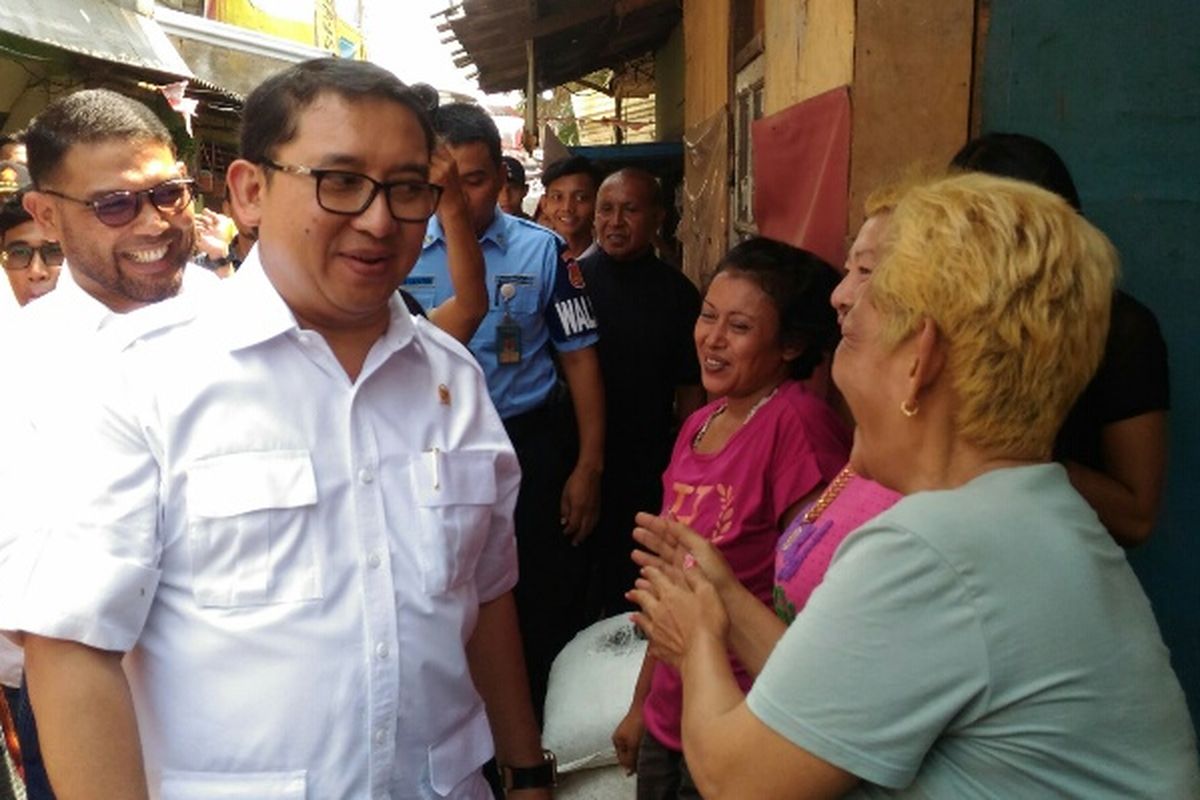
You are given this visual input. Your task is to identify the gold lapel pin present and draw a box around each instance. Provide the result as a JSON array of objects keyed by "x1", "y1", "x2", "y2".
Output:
[{"x1": 438, "y1": 383, "x2": 452, "y2": 406}]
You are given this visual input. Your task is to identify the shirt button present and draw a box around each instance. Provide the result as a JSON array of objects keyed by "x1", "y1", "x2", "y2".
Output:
[
  {"x1": 358, "y1": 467, "x2": 375, "y2": 484},
  {"x1": 374, "y1": 728, "x2": 387, "y2": 745},
  {"x1": 375, "y1": 642, "x2": 389, "y2": 660},
  {"x1": 367, "y1": 552, "x2": 382, "y2": 569}
]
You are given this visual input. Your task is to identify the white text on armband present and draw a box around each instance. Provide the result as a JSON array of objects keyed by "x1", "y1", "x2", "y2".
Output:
[{"x1": 554, "y1": 295, "x2": 598, "y2": 337}]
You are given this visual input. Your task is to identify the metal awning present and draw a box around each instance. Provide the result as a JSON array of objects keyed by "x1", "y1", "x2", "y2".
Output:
[
  {"x1": 438, "y1": 0, "x2": 680, "y2": 94},
  {"x1": 0, "y1": 0, "x2": 192, "y2": 78},
  {"x1": 154, "y1": 4, "x2": 328, "y2": 99}
]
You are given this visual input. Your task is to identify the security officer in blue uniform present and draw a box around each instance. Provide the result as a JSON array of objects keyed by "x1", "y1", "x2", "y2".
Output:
[{"x1": 407, "y1": 103, "x2": 605, "y2": 721}]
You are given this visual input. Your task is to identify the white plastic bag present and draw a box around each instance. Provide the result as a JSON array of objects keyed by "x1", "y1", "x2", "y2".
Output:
[
  {"x1": 555, "y1": 765, "x2": 636, "y2": 800},
  {"x1": 542, "y1": 615, "x2": 647, "y2": 773}
]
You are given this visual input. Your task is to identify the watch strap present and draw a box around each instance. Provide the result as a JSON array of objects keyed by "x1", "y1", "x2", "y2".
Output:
[{"x1": 500, "y1": 749, "x2": 557, "y2": 791}]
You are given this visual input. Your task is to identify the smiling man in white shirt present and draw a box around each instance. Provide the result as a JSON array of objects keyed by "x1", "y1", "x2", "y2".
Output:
[
  {"x1": 0, "y1": 88, "x2": 216, "y2": 799},
  {"x1": 1, "y1": 59, "x2": 550, "y2": 799}
]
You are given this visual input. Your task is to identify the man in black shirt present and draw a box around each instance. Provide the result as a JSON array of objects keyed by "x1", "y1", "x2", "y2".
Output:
[{"x1": 578, "y1": 168, "x2": 705, "y2": 617}]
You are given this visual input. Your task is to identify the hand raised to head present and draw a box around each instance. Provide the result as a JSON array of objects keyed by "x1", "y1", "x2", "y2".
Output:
[{"x1": 429, "y1": 144, "x2": 468, "y2": 222}]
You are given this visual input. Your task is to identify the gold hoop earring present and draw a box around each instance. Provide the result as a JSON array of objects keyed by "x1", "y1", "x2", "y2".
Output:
[{"x1": 900, "y1": 399, "x2": 919, "y2": 418}]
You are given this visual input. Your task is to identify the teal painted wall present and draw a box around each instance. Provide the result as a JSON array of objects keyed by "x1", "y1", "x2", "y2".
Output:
[{"x1": 980, "y1": 1, "x2": 1199, "y2": 728}]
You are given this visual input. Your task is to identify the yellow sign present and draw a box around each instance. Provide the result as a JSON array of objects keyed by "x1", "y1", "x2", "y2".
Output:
[
  {"x1": 207, "y1": 0, "x2": 364, "y2": 57},
  {"x1": 316, "y1": 0, "x2": 337, "y2": 53}
]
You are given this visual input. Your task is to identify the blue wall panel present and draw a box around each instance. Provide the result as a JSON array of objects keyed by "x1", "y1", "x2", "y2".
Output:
[{"x1": 980, "y1": 0, "x2": 1199, "y2": 729}]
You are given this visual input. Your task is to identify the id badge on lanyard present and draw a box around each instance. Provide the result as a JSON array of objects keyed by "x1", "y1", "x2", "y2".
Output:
[{"x1": 497, "y1": 282, "x2": 522, "y2": 365}]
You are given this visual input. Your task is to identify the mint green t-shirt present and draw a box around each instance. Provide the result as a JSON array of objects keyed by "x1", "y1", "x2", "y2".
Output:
[{"x1": 747, "y1": 464, "x2": 1199, "y2": 797}]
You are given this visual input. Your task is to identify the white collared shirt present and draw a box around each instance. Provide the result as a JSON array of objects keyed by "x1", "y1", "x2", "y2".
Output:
[
  {"x1": 0, "y1": 262, "x2": 215, "y2": 688},
  {"x1": 0, "y1": 251, "x2": 520, "y2": 798}
]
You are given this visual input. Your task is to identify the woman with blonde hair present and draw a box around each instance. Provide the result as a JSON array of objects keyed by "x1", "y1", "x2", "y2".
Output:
[{"x1": 629, "y1": 173, "x2": 1199, "y2": 798}]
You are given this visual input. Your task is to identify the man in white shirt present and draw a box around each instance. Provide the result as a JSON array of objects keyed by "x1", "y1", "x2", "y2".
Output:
[
  {"x1": 0, "y1": 88, "x2": 209, "y2": 799},
  {"x1": 1, "y1": 59, "x2": 550, "y2": 799}
]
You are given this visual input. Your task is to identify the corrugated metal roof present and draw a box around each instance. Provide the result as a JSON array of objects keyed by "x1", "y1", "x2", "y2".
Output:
[
  {"x1": 439, "y1": 0, "x2": 679, "y2": 94},
  {"x1": 0, "y1": 0, "x2": 193, "y2": 77}
]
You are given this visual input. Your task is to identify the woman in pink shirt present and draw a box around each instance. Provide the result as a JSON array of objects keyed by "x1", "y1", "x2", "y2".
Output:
[
  {"x1": 628, "y1": 204, "x2": 904, "y2": 681},
  {"x1": 612, "y1": 237, "x2": 849, "y2": 798}
]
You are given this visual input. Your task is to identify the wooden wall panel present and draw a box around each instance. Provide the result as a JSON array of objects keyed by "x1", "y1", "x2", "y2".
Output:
[
  {"x1": 847, "y1": 0, "x2": 974, "y2": 227},
  {"x1": 683, "y1": 0, "x2": 730, "y2": 130},
  {"x1": 763, "y1": 0, "x2": 855, "y2": 115},
  {"x1": 680, "y1": 109, "x2": 730, "y2": 284}
]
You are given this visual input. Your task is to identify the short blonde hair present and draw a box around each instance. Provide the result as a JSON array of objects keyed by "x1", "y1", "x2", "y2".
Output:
[
  {"x1": 864, "y1": 167, "x2": 939, "y2": 218},
  {"x1": 863, "y1": 181, "x2": 907, "y2": 218},
  {"x1": 871, "y1": 173, "x2": 1117, "y2": 458}
]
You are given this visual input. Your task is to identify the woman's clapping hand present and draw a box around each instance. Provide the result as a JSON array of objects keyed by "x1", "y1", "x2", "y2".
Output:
[
  {"x1": 627, "y1": 514, "x2": 731, "y2": 668},
  {"x1": 630, "y1": 512, "x2": 738, "y2": 598}
]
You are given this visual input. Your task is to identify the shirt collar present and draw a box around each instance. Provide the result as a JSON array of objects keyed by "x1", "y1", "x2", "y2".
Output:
[
  {"x1": 378, "y1": 286, "x2": 417, "y2": 353},
  {"x1": 55, "y1": 263, "x2": 120, "y2": 334},
  {"x1": 221, "y1": 245, "x2": 417, "y2": 355},
  {"x1": 577, "y1": 240, "x2": 600, "y2": 261},
  {"x1": 423, "y1": 207, "x2": 512, "y2": 253},
  {"x1": 47, "y1": 260, "x2": 214, "y2": 333},
  {"x1": 220, "y1": 247, "x2": 306, "y2": 352},
  {"x1": 478, "y1": 208, "x2": 511, "y2": 251}
]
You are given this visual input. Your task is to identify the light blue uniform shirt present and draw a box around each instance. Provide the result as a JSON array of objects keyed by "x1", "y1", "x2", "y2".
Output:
[{"x1": 407, "y1": 209, "x2": 598, "y2": 419}]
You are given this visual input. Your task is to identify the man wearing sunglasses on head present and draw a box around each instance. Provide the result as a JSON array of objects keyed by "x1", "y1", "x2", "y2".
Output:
[{"x1": 0, "y1": 60, "x2": 550, "y2": 800}]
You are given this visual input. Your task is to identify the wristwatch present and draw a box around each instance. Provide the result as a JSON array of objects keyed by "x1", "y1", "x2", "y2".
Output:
[
  {"x1": 500, "y1": 749, "x2": 557, "y2": 791},
  {"x1": 197, "y1": 252, "x2": 231, "y2": 270}
]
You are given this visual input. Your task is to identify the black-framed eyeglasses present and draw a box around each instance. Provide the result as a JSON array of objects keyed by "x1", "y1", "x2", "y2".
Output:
[
  {"x1": 40, "y1": 179, "x2": 196, "y2": 228},
  {"x1": 260, "y1": 160, "x2": 442, "y2": 223},
  {"x1": 1, "y1": 241, "x2": 65, "y2": 271}
]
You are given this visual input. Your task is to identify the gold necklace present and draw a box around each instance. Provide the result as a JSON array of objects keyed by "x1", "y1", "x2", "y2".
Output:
[
  {"x1": 802, "y1": 465, "x2": 855, "y2": 523},
  {"x1": 692, "y1": 384, "x2": 781, "y2": 449},
  {"x1": 777, "y1": 466, "x2": 856, "y2": 555}
]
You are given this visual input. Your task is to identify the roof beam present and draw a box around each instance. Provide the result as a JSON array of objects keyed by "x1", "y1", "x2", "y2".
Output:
[{"x1": 529, "y1": 1, "x2": 617, "y2": 38}]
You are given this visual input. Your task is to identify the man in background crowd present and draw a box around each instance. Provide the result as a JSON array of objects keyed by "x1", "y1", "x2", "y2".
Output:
[
  {"x1": 500, "y1": 155, "x2": 530, "y2": 219},
  {"x1": 0, "y1": 193, "x2": 62, "y2": 307},
  {"x1": 408, "y1": 101, "x2": 605, "y2": 719},
  {"x1": 0, "y1": 134, "x2": 25, "y2": 164},
  {"x1": 578, "y1": 168, "x2": 703, "y2": 618},
  {"x1": 542, "y1": 155, "x2": 601, "y2": 260}
]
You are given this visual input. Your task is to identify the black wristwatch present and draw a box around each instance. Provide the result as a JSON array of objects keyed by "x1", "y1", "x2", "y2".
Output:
[
  {"x1": 197, "y1": 252, "x2": 231, "y2": 270},
  {"x1": 499, "y1": 749, "x2": 557, "y2": 792}
]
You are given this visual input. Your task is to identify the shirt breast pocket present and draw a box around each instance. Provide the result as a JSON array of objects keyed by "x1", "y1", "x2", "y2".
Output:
[
  {"x1": 160, "y1": 769, "x2": 306, "y2": 800},
  {"x1": 494, "y1": 275, "x2": 541, "y2": 316},
  {"x1": 411, "y1": 450, "x2": 498, "y2": 595},
  {"x1": 185, "y1": 450, "x2": 322, "y2": 608}
]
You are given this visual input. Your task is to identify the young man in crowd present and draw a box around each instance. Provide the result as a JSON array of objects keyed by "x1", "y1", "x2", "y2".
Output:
[
  {"x1": 0, "y1": 60, "x2": 551, "y2": 799},
  {"x1": 541, "y1": 155, "x2": 601, "y2": 260},
  {"x1": 408, "y1": 102, "x2": 605, "y2": 718},
  {"x1": 0, "y1": 191, "x2": 62, "y2": 307},
  {"x1": 0, "y1": 133, "x2": 25, "y2": 164},
  {"x1": 500, "y1": 155, "x2": 530, "y2": 219}
]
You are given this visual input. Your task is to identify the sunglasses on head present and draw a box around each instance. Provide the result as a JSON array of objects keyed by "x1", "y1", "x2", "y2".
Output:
[
  {"x1": 41, "y1": 178, "x2": 196, "y2": 227},
  {"x1": 1, "y1": 241, "x2": 65, "y2": 271}
]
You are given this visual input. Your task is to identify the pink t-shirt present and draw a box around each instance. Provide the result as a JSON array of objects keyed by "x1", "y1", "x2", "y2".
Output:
[
  {"x1": 772, "y1": 473, "x2": 901, "y2": 623},
  {"x1": 642, "y1": 380, "x2": 849, "y2": 751}
]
